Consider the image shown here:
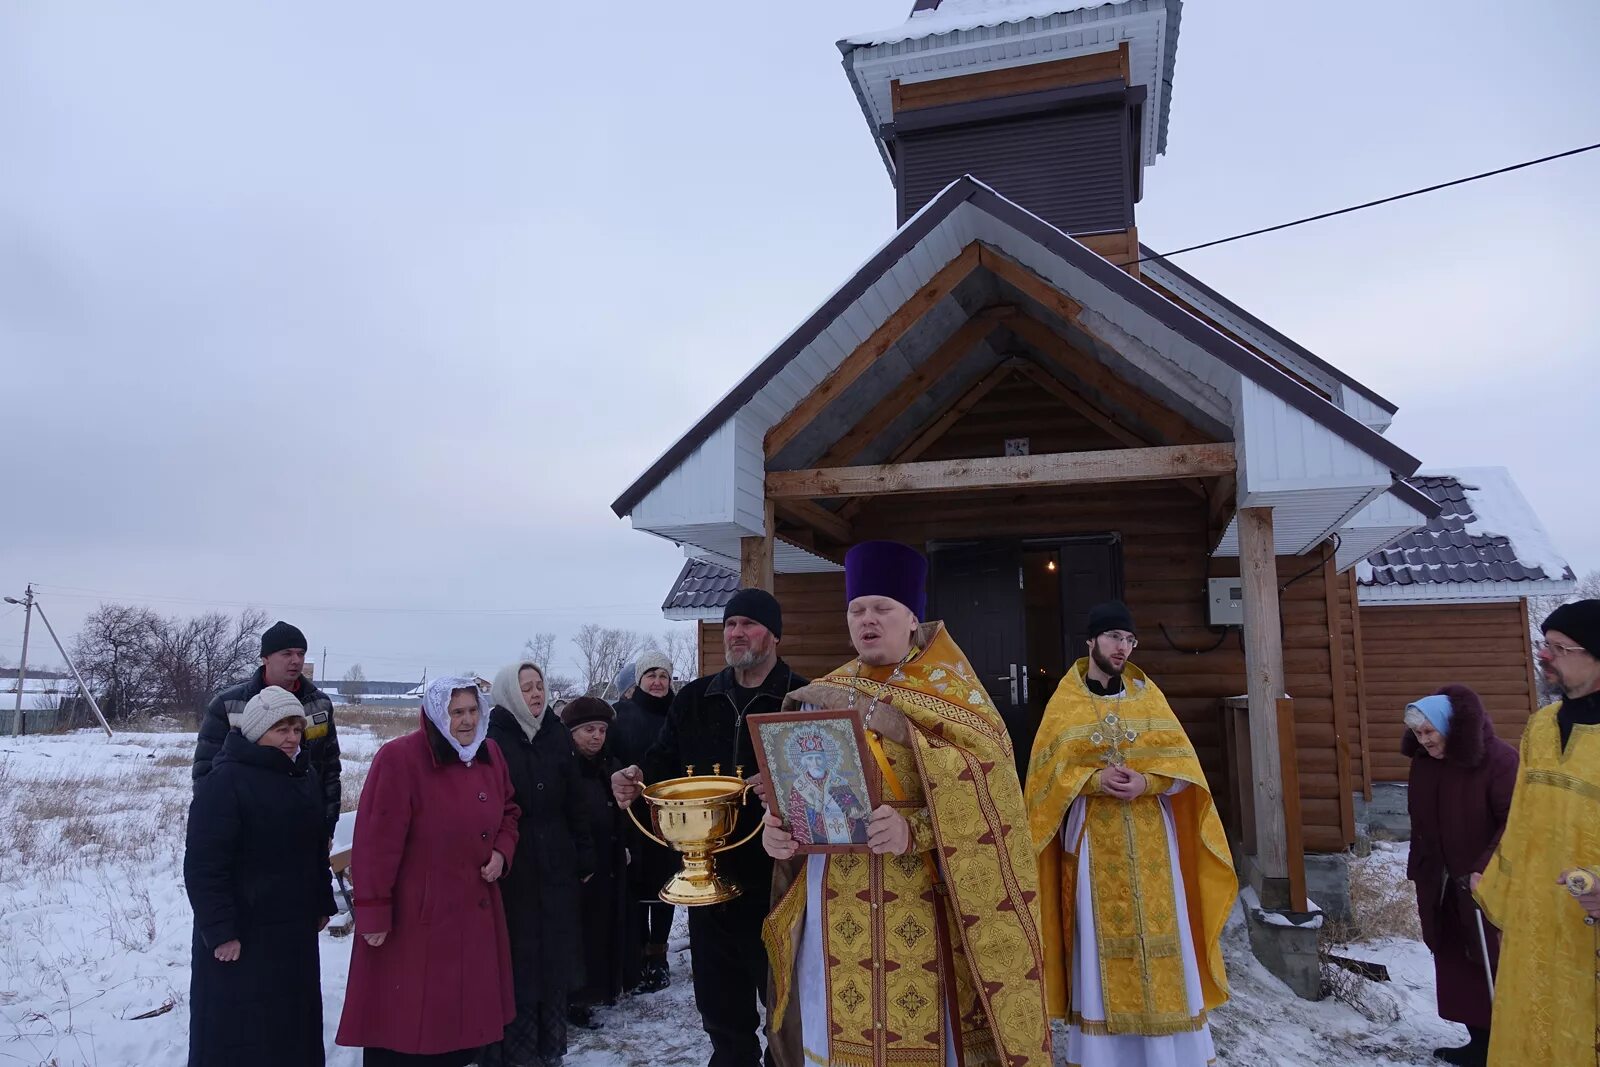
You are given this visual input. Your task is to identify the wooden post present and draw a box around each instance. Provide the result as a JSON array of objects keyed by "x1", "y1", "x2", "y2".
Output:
[
  {"x1": 1348, "y1": 569, "x2": 1373, "y2": 800},
  {"x1": 1276, "y1": 697, "x2": 1308, "y2": 912},
  {"x1": 1322, "y1": 549, "x2": 1355, "y2": 846},
  {"x1": 740, "y1": 499, "x2": 775, "y2": 592},
  {"x1": 1237, "y1": 507, "x2": 1290, "y2": 905}
]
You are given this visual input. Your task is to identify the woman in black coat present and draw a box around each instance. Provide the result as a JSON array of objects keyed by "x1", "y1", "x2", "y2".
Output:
[
  {"x1": 608, "y1": 651, "x2": 677, "y2": 992},
  {"x1": 560, "y1": 697, "x2": 631, "y2": 1028},
  {"x1": 481, "y1": 662, "x2": 594, "y2": 1067},
  {"x1": 184, "y1": 686, "x2": 336, "y2": 1067}
]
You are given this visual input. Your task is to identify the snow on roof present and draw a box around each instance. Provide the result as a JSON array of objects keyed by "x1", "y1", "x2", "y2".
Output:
[
  {"x1": 1360, "y1": 469, "x2": 1573, "y2": 593},
  {"x1": 844, "y1": 0, "x2": 1123, "y2": 46}
]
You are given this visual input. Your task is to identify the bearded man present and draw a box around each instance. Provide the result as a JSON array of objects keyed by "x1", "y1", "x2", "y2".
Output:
[
  {"x1": 1024, "y1": 601, "x2": 1235, "y2": 1067},
  {"x1": 1474, "y1": 598, "x2": 1600, "y2": 1066},
  {"x1": 760, "y1": 540, "x2": 1051, "y2": 1067}
]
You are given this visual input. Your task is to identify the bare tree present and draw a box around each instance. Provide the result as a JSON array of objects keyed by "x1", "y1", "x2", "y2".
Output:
[
  {"x1": 571, "y1": 625, "x2": 647, "y2": 697},
  {"x1": 343, "y1": 663, "x2": 368, "y2": 706},
  {"x1": 546, "y1": 673, "x2": 579, "y2": 698},
  {"x1": 71, "y1": 603, "x2": 163, "y2": 721},
  {"x1": 523, "y1": 632, "x2": 557, "y2": 672},
  {"x1": 661, "y1": 626, "x2": 698, "y2": 682},
  {"x1": 72, "y1": 604, "x2": 267, "y2": 723}
]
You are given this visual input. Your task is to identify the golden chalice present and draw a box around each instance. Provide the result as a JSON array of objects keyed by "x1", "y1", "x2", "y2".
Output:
[{"x1": 626, "y1": 765, "x2": 763, "y2": 906}]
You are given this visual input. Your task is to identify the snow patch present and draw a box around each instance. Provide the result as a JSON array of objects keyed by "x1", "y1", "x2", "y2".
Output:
[
  {"x1": 844, "y1": 0, "x2": 1118, "y2": 46},
  {"x1": 1437, "y1": 466, "x2": 1572, "y2": 580}
]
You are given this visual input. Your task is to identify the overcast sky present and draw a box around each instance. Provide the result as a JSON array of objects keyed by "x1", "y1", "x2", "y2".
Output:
[{"x1": 3, "y1": 0, "x2": 1596, "y2": 683}]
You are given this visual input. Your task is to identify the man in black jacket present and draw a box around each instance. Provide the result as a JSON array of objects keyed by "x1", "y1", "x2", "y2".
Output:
[
  {"x1": 613, "y1": 589, "x2": 805, "y2": 1067},
  {"x1": 192, "y1": 620, "x2": 342, "y2": 838}
]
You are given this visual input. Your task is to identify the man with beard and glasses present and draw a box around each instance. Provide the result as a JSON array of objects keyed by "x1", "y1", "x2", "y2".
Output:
[
  {"x1": 612, "y1": 589, "x2": 806, "y2": 1067},
  {"x1": 1024, "y1": 601, "x2": 1235, "y2": 1067},
  {"x1": 1473, "y1": 599, "x2": 1600, "y2": 1066}
]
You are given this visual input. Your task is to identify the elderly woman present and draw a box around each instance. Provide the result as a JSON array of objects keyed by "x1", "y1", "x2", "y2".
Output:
[
  {"x1": 185, "y1": 686, "x2": 336, "y2": 1067},
  {"x1": 561, "y1": 697, "x2": 631, "y2": 1028},
  {"x1": 481, "y1": 662, "x2": 593, "y2": 1067},
  {"x1": 336, "y1": 677, "x2": 520, "y2": 1067},
  {"x1": 1403, "y1": 684, "x2": 1518, "y2": 1067},
  {"x1": 609, "y1": 651, "x2": 677, "y2": 993}
]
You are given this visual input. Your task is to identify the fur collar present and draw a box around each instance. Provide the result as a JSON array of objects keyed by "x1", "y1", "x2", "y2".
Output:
[{"x1": 1401, "y1": 683, "x2": 1493, "y2": 767}]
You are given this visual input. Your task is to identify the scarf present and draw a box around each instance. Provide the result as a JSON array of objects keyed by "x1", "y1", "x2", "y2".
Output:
[
  {"x1": 490, "y1": 661, "x2": 545, "y2": 742},
  {"x1": 422, "y1": 675, "x2": 491, "y2": 762}
]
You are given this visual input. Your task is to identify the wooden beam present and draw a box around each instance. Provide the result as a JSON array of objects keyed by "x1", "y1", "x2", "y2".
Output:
[
  {"x1": 767, "y1": 443, "x2": 1236, "y2": 500},
  {"x1": 837, "y1": 361, "x2": 1020, "y2": 523},
  {"x1": 978, "y1": 245, "x2": 1084, "y2": 325},
  {"x1": 1005, "y1": 315, "x2": 1212, "y2": 447},
  {"x1": 1238, "y1": 507, "x2": 1289, "y2": 886},
  {"x1": 1322, "y1": 548, "x2": 1356, "y2": 847},
  {"x1": 816, "y1": 314, "x2": 1004, "y2": 468},
  {"x1": 1276, "y1": 697, "x2": 1308, "y2": 912},
  {"x1": 1013, "y1": 360, "x2": 1207, "y2": 500},
  {"x1": 764, "y1": 243, "x2": 982, "y2": 458},
  {"x1": 774, "y1": 498, "x2": 851, "y2": 545},
  {"x1": 1348, "y1": 569, "x2": 1373, "y2": 800},
  {"x1": 892, "y1": 43, "x2": 1128, "y2": 113},
  {"x1": 739, "y1": 499, "x2": 775, "y2": 592}
]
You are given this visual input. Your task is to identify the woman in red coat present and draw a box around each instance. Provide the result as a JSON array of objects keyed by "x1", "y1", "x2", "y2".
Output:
[
  {"x1": 1403, "y1": 683, "x2": 1517, "y2": 1067},
  {"x1": 336, "y1": 676, "x2": 521, "y2": 1066}
]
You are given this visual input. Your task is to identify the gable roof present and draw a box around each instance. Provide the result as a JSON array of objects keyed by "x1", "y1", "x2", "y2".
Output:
[
  {"x1": 611, "y1": 175, "x2": 1416, "y2": 520},
  {"x1": 1357, "y1": 468, "x2": 1574, "y2": 604}
]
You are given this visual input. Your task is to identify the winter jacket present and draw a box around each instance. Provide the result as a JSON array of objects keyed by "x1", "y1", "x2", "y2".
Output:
[
  {"x1": 485, "y1": 705, "x2": 595, "y2": 1007},
  {"x1": 336, "y1": 717, "x2": 520, "y2": 1055},
  {"x1": 194, "y1": 668, "x2": 341, "y2": 836},
  {"x1": 184, "y1": 730, "x2": 336, "y2": 1067},
  {"x1": 1404, "y1": 683, "x2": 1518, "y2": 1029},
  {"x1": 612, "y1": 689, "x2": 676, "y2": 900},
  {"x1": 640, "y1": 660, "x2": 807, "y2": 896},
  {"x1": 572, "y1": 747, "x2": 630, "y2": 1005}
]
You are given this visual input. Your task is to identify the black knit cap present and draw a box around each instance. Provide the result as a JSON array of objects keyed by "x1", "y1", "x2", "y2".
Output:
[
  {"x1": 1086, "y1": 600, "x2": 1136, "y2": 641},
  {"x1": 260, "y1": 620, "x2": 308, "y2": 658},
  {"x1": 1544, "y1": 599, "x2": 1600, "y2": 659},
  {"x1": 560, "y1": 696, "x2": 615, "y2": 730},
  {"x1": 724, "y1": 588, "x2": 783, "y2": 639}
]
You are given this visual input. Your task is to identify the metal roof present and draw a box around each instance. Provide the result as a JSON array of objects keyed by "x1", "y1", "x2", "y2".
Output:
[
  {"x1": 1358, "y1": 470, "x2": 1575, "y2": 603},
  {"x1": 663, "y1": 558, "x2": 740, "y2": 620}
]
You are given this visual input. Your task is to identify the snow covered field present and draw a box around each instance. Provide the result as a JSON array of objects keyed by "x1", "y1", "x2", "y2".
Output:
[{"x1": 0, "y1": 727, "x2": 1460, "y2": 1066}]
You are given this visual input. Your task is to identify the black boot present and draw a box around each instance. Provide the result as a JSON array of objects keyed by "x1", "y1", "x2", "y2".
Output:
[
  {"x1": 634, "y1": 953, "x2": 670, "y2": 994},
  {"x1": 1433, "y1": 1026, "x2": 1488, "y2": 1067},
  {"x1": 566, "y1": 1004, "x2": 601, "y2": 1030}
]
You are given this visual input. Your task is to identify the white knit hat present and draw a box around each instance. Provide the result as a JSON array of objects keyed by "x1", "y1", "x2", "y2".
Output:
[{"x1": 240, "y1": 686, "x2": 306, "y2": 742}]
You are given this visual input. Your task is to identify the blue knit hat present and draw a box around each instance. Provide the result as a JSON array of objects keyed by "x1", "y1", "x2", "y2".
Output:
[{"x1": 1404, "y1": 693, "x2": 1454, "y2": 737}]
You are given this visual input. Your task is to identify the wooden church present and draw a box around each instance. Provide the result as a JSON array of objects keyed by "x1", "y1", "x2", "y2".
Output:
[{"x1": 609, "y1": 0, "x2": 1574, "y2": 988}]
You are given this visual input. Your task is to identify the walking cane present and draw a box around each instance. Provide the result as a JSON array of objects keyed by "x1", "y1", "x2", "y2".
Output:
[{"x1": 1473, "y1": 910, "x2": 1495, "y2": 1000}]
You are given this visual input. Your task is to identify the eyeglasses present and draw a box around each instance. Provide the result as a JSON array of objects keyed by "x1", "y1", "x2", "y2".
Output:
[
  {"x1": 1536, "y1": 638, "x2": 1588, "y2": 658},
  {"x1": 1100, "y1": 632, "x2": 1138, "y2": 649}
]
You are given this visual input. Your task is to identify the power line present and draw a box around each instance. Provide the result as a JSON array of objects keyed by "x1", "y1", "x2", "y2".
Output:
[{"x1": 1138, "y1": 141, "x2": 1600, "y2": 264}]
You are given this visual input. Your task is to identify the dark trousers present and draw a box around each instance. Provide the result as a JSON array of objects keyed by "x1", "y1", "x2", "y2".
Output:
[
  {"x1": 688, "y1": 889, "x2": 772, "y2": 1067},
  {"x1": 643, "y1": 901, "x2": 674, "y2": 948}
]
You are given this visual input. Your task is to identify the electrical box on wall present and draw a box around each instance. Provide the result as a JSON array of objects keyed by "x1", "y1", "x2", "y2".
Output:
[{"x1": 1207, "y1": 577, "x2": 1244, "y2": 626}]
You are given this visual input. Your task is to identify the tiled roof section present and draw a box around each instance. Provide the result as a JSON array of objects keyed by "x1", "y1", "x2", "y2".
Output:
[
  {"x1": 1360, "y1": 475, "x2": 1573, "y2": 588},
  {"x1": 662, "y1": 558, "x2": 739, "y2": 613}
]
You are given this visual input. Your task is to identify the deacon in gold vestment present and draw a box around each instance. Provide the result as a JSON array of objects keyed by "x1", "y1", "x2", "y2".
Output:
[
  {"x1": 1024, "y1": 602, "x2": 1235, "y2": 1067},
  {"x1": 1474, "y1": 599, "x2": 1600, "y2": 1067},
  {"x1": 761, "y1": 541, "x2": 1051, "y2": 1067}
]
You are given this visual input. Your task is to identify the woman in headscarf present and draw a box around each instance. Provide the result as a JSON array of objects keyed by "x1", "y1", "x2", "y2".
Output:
[
  {"x1": 608, "y1": 650, "x2": 678, "y2": 992},
  {"x1": 481, "y1": 661, "x2": 594, "y2": 1067},
  {"x1": 336, "y1": 676, "x2": 520, "y2": 1067},
  {"x1": 1403, "y1": 684, "x2": 1518, "y2": 1067},
  {"x1": 560, "y1": 697, "x2": 631, "y2": 1028}
]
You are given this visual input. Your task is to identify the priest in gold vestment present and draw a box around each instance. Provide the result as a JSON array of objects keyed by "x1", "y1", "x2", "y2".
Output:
[
  {"x1": 760, "y1": 541, "x2": 1051, "y2": 1067},
  {"x1": 1024, "y1": 602, "x2": 1235, "y2": 1067},
  {"x1": 1474, "y1": 599, "x2": 1600, "y2": 1067}
]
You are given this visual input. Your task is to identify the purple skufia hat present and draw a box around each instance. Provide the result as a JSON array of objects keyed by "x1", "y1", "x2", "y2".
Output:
[{"x1": 844, "y1": 541, "x2": 929, "y2": 620}]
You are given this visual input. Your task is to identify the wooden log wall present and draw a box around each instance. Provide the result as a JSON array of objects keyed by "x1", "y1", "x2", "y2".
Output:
[
  {"x1": 697, "y1": 571, "x2": 854, "y2": 683},
  {"x1": 1358, "y1": 599, "x2": 1539, "y2": 782}
]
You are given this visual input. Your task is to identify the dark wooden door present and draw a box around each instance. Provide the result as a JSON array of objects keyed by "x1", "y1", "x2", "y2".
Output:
[
  {"x1": 929, "y1": 542, "x2": 1030, "y2": 779},
  {"x1": 1057, "y1": 539, "x2": 1121, "y2": 662}
]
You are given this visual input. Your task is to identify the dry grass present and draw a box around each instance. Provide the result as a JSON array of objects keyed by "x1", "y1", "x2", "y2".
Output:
[
  {"x1": 336, "y1": 705, "x2": 416, "y2": 743},
  {"x1": 1347, "y1": 854, "x2": 1422, "y2": 942},
  {"x1": 341, "y1": 766, "x2": 368, "y2": 812}
]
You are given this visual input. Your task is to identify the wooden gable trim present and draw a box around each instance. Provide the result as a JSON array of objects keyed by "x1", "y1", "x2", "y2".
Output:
[
  {"x1": 1141, "y1": 275, "x2": 1326, "y2": 400},
  {"x1": 891, "y1": 43, "x2": 1130, "y2": 114},
  {"x1": 763, "y1": 242, "x2": 982, "y2": 459},
  {"x1": 767, "y1": 442, "x2": 1235, "y2": 501}
]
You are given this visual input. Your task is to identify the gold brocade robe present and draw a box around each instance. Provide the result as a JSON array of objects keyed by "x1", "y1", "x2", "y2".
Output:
[
  {"x1": 762, "y1": 622, "x2": 1052, "y2": 1067},
  {"x1": 1023, "y1": 660, "x2": 1235, "y2": 1033},
  {"x1": 1474, "y1": 701, "x2": 1600, "y2": 1066}
]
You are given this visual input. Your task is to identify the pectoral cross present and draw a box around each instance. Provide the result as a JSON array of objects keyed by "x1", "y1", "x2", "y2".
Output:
[{"x1": 1090, "y1": 710, "x2": 1138, "y2": 767}]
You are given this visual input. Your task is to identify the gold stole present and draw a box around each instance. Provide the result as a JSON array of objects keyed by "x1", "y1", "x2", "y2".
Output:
[
  {"x1": 1025, "y1": 660, "x2": 1235, "y2": 1032},
  {"x1": 1475, "y1": 703, "x2": 1600, "y2": 1066}
]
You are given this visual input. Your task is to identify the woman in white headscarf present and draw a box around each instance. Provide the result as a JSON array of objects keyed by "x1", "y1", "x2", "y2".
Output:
[
  {"x1": 336, "y1": 677, "x2": 521, "y2": 1066},
  {"x1": 480, "y1": 661, "x2": 594, "y2": 1067}
]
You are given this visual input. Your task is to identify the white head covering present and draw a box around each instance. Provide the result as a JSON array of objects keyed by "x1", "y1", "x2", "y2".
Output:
[
  {"x1": 423, "y1": 675, "x2": 491, "y2": 762},
  {"x1": 490, "y1": 661, "x2": 543, "y2": 742},
  {"x1": 240, "y1": 686, "x2": 306, "y2": 743}
]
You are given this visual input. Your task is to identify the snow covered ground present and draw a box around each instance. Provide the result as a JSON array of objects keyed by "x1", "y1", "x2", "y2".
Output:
[{"x1": 0, "y1": 728, "x2": 1461, "y2": 1066}]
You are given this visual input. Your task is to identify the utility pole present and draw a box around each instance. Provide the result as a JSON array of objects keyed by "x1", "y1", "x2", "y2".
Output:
[
  {"x1": 5, "y1": 584, "x2": 35, "y2": 737},
  {"x1": 32, "y1": 598, "x2": 113, "y2": 738}
]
